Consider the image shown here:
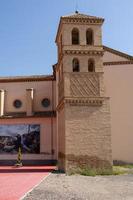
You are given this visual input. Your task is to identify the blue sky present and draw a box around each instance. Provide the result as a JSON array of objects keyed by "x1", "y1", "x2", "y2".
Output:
[{"x1": 0, "y1": 0, "x2": 132, "y2": 76}]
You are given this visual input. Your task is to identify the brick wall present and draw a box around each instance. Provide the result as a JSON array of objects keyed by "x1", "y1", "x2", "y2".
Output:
[{"x1": 65, "y1": 99, "x2": 112, "y2": 171}]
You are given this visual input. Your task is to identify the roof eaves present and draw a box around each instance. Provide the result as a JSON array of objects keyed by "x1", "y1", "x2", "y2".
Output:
[
  {"x1": 103, "y1": 45, "x2": 133, "y2": 61},
  {"x1": 0, "y1": 75, "x2": 55, "y2": 83}
]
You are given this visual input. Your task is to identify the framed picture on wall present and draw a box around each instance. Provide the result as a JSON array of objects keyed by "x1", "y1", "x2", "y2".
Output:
[{"x1": 0, "y1": 124, "x2": 40, "y2": 154}]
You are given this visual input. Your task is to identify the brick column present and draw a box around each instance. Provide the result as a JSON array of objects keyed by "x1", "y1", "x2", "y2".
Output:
[
  {"x1": 26, "y1": 88, "x2": 34, "y2": 116},
  {"x1": 0, "y1": 90, "x2": 5, "y2": 116}
]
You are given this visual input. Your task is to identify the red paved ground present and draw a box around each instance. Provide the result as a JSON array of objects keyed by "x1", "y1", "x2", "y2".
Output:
[{"x1": 0, "y1": 166, "x2": 56, "y2": 200}]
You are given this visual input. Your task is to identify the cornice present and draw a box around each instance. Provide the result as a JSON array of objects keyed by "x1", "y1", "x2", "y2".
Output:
[
  {"x1": 64, "y1": 50, "x2": 104, "y2": 56},
  {"x1": 0, "y1": 111, "x2": 56, "y2": 119},
  {"x1": 62, "y1": 18, "x2": 104, "y2": 25},
  {"x1": 57, "y1": 97, "x2": 107, "y2": 111},
  {"x1": 103, "y1": 61, "x2": 133, "y2": 66},
  {"x1": 65, "y1": 97, "x2": 104, "y2": 106},
  {"x1": 56, "y1": 12, "x2": 104, "y2": 43},
  {"x1": 0, "y1": 75, "x2": 55, "y2": 83}
]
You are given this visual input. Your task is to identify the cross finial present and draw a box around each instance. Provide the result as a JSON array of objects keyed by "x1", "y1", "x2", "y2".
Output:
[{"x1": 75, "y1": 0, "x2": 79, "y2": 14}]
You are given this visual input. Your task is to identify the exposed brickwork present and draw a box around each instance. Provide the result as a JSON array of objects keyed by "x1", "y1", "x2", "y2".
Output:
[
  {"x1": 62, "y1": 24, "x2": 102, "y2": 46},
  {"x1": 66, "y1": 155, "x2": 112, "y2": 170},
  {"x1": 70, "y1": 73, "x2": 100, "y2": 97},
  {"x1": 57, "y1": 108, "x2": 66, "y2": 171},
  {"x1": 64, "y1": 99, "x2": 112, "y2": 171},
  {"x1": 56, "y1": 12, "x2": 112, "y2": 173},
  {"x1": 59, "y1": 152, "x2": 111, "y2": 171}
]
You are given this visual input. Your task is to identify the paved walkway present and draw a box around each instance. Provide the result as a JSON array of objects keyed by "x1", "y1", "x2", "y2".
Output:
[
  {"x1": 0, "y1": 166, "x2": 55, "y2": 200},
  {"x1": 24, "y1": 173, "x2": 133, "y2": 200}
]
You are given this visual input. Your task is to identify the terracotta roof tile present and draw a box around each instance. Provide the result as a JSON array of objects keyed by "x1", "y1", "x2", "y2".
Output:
[
  {"x1": 62, "y1": 12, "x2": 104, "y2": 20},
  {"x1": 0, "y1": 75, "x2": 55, "y2": 82}
]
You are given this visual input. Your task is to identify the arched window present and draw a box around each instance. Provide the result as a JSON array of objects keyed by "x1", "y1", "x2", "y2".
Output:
[
  {"x1": 73, "y1": 58, "x2": 80, "y2": 72},
  {"x1": 88, "y1": 59, "x2": 95, "y2": 72},
  {"x1": 86, "y1": 29, "x2": 93, "y2": 45},
  {"x1": 72, "y1": 28, "x2": 79, "y2": 45}
]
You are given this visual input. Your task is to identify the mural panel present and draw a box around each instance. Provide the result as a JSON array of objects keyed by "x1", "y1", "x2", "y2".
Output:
[{"x1": 0, "y1": 124, "x2": 40, "y2": 154}]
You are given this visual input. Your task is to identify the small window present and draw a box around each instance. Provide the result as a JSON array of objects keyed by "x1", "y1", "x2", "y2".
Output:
[
  {"x1": 13, "y1": 100, "x2": 22, "y2": 108},
  {"x1": 86, "y1": 29, "x2": 93, "y2": 45},
  {"x1": 88, "y1": 59, "x2": 95, "y2": 72},
  {"x1": 73, "y1": 58, "x2": 79, "y2": 72},
  {"x1": 72, "y1": 28, "x2": 79, "y2": 45},
  {"x1": 41, "y1": 98, "x2": 50, "y2": 107}
]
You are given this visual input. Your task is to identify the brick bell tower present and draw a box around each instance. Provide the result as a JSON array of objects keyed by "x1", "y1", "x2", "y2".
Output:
[{"x1": 55, "y1": 11, "x2": 112, "y2": 172}]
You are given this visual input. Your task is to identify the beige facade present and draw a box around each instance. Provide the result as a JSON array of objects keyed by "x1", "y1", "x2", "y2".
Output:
[
  {"x1": 103, "y1": 47, "x2": 133, "y2": 164},
  {"x1": 0, "y1": 12, "x2": 133, "y2": 169},
  {"x1": 0, "y1": 79, "x2": 56, "y2": 113},
  {"x1": 0, "y1": 77, "x2": 57, "y2": 165}
]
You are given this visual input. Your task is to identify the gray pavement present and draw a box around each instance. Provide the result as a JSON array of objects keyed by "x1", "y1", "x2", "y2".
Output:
[{"x1": 24, "y1": 173, "x2": 133, "y2": 200}]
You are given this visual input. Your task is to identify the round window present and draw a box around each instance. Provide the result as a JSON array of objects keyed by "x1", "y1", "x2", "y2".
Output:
[
  {"x1": 13, "y1": 100, "x2": 22, "y2": 108},
  {"x1": 41, "y1": 98, "x2": 50, "y2": 107}
]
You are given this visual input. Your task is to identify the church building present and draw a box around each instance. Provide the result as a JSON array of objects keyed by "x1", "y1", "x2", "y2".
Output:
[{"x1": 0, "y1": 12, "x2": 133, "y2": 172}]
